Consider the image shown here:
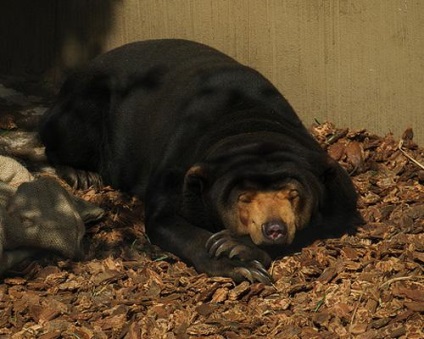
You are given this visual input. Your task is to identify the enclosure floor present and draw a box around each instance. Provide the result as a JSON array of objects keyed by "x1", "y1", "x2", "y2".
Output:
[{"x1": 0, "y1": 79, "x2": 423, "y2": 338}]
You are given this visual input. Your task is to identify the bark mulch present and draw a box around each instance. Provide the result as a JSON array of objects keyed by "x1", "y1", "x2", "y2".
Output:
[{"x1": 0, "y1": 82, "x2": 423, "y2": 338}]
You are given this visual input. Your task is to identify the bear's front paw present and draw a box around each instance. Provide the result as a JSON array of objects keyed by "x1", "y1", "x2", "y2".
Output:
[
  {"x1": 57, "y1": 166, "x2": 103, "y2": 190},
  {"x1": 231, "y1": 259, "x2": 273, "y2": 284},
  {"x1": 205, "y1": 230, "x2": 272, "y2": 267},
  {"x1": 195, "y1": 255, "x2": 273, "y2": 284}
]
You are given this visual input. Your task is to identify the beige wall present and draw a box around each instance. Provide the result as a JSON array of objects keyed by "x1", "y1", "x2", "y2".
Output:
[{"x1": 1, "y1": 0, "x2": 423, "y2": 144}]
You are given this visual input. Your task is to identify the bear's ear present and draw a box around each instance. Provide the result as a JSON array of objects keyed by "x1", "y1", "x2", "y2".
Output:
[
  {"x1": 186, "y1": 165, "x2": 207, "y2": 179},
  {"x1": 184, "y1": 164, "x2": 209, "y2": 194}
]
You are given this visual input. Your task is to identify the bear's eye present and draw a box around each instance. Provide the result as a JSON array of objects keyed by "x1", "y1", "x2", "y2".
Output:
[{"x1": 238, "y1": 193, "x2": 253, "y2": 203}]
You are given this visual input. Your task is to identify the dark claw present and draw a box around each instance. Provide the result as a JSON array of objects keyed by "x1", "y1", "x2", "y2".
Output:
[
  {"x1": 207, "y1": 236, "x2": 229, "y2": 257},
  {"x1": 77, "y1": 170, "x2": 103, "y2": 190},
  {"x1": 56, "y1": 166, "x2": 103, "y2": 190},
  {"x1": 215, "y1": 241, "x2": 237, "y2": 258},
  {"x1": 234, "y1": 260, "x2": 273, "y2": 284},
  {"x1": 78, "y1": 171, "x2": 88, "y2": 189},
  {"x1": 251, "y1": 269, "x2": 273, "y2": 284},
  {"x1": 205, "y1": 230, "x2": 228, "y2": 249},
  {"x1": 206, "y1": 229, "x2": 244, "y2": 259},
  {"x1": 87, "y1": 171, "x2": 103, "y2": 189},
  {"x1": 235, "y1": 267, "x2": 254, "y2": 283},
  {"x1": 229, "y1": 245, "x2": 248, "y2": 259},
  {"x1": 251, "y1": 260, "x2": 273, "y2": 283},
  {"x1": 204, "y1": 231, "x2": 273, "y2": 283}
]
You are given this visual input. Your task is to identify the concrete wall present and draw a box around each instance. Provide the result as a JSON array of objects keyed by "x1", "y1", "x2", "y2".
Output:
[{"x1": 1, "y1": 0, "x2": 423, "y2": 144}]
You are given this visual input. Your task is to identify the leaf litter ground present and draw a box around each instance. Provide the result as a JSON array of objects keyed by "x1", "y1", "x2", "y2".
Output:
[{"x1": 0, "y1": 79, "x2": 423, "y2": 338}]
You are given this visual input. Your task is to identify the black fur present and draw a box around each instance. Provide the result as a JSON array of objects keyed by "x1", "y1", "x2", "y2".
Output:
[{"x1": 40, "y1": 39, "x2": 362, "y2": 283}]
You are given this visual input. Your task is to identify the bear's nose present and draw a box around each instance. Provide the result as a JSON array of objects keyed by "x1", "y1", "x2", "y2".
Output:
[{"x1": 262, "y1": 221, "x2": 287, "y2": 241}]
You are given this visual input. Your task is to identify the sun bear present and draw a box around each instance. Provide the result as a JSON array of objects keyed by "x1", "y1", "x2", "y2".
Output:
[{"x1": 39, "y1": 39, "x2": 362, "y2": 283}]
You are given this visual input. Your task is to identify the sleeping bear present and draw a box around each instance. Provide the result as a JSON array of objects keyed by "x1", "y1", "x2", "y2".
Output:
[{"x1": 39, "y1": 39, "x2": 362, "y2": 283}]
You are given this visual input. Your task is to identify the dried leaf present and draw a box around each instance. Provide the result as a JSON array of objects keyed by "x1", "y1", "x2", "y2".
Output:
[
  {"x1": 327, "y1": 142, "x2": 346, "y2": 161},
  {"x1": 345, "y1": 141, "x2": 365, "y2": 171}
]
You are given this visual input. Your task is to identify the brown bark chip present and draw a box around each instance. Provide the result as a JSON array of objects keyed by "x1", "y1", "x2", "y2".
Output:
[{"x1": 1, "y1": 86, "x2": 424, "y2": 337}]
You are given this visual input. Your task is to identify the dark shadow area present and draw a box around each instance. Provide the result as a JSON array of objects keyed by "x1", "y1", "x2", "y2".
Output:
[
  {"x1": 0, "y1": 1, "x2": 120, "y2": 173},
  {"x1": 0, "y1": 0, "x2": 119, "y2": 89}
]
